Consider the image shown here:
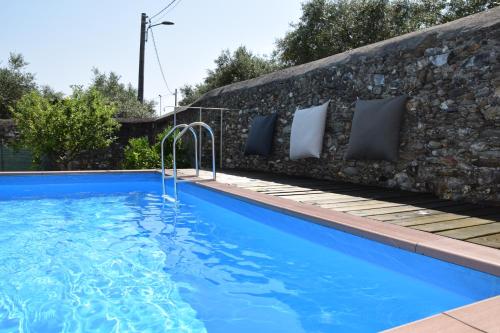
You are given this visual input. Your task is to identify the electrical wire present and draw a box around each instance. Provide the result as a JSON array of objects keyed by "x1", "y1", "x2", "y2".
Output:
[
  {"x1": 151, "y1": 0, "x2": 185, "y2": 24},
  {"x1": 149, "y1": 0, "x2": 178, "y2": 20},
  {"x1": 149, "y1": 28, "x2": 175, "y2": 95}
]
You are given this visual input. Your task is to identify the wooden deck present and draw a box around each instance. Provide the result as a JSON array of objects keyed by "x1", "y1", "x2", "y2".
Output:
[{"x1": 187, "y1": 169, "x2": 500, "y2": 250}]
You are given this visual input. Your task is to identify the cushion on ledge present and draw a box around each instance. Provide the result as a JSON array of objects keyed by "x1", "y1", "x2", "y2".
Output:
[
  {"x1": 244, "y1": 113, "x2": 278, "y2": 156},
  {"x1": 345, "y1": 95, "x2": 408, "y2": 162},
  {"x1": 289, "y1": 100, "x2": 330, "y2": 160}
]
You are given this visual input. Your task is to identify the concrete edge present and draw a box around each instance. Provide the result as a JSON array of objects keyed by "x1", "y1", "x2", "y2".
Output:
[{"x1": 383, "y1": 296, "x2": 500, "y2": 332}]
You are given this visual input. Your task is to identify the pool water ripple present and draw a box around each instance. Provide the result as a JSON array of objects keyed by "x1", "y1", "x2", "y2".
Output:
[
  {"x1": 0, "y1": 195, "x2": 207, "y2": 333},
  {"x1": 0, "y1": 174, "x2": 498, "y2": 333}
]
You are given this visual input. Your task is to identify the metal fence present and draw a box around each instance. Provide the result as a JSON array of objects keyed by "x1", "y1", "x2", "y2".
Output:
[{"x1": 0, "y1": 140, "x2": 32, "y2": 171}]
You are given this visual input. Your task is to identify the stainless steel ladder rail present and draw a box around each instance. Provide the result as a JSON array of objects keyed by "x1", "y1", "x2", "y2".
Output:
[
  {"x1": 172, "y1": 122, "x2": 216, "y2": 198},
  {"x1": 160, "y1": 124, "x2": 199, "y2": 197}
]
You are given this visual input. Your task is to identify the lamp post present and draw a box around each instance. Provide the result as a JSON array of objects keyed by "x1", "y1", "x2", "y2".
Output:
[{"x1": 137, "y1": 13, "x2": 174, "y2": 103}]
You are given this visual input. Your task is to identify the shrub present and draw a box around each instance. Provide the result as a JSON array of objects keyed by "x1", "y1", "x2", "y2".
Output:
[
  {"x1": 123, "y1": 137, "x2": 160, "y2": 169},
  {"x1": 123, "y1": 127, "x2": 189, "y2": 170},
  {"x1": 12, "y1": 88, "x2": 119, "y2": 169}
]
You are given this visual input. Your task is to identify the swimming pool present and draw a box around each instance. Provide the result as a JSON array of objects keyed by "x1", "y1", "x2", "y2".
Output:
[{"x1": 0, "y1": 172, "x2": 498, "y2": 332}]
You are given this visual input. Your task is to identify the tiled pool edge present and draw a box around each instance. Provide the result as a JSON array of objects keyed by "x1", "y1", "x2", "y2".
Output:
[{"x1": 382, "y1": 296, "x2": 500, "y2": 333}]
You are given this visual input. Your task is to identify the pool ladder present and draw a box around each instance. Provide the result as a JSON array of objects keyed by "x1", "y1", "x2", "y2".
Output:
[{"x1": 160, "y1": 122, "x2": 216, "y2": 199}]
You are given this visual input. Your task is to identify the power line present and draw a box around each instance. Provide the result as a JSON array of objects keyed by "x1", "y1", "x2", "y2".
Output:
[
  {"x1": 152, "y1": 0, "x2": 185, "y2": 23},
  {"x1": 149, "y1": 27, "x2": 174, "y2": 95},
  {"x1": 149, "y1": 0, "x2": 178, "y2": 20}
]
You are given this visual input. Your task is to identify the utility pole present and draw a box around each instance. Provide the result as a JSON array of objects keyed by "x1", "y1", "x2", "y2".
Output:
[
  {"x1": 138, "y1": 13, "x2": 147, "y2": 103},
  {"x1": 158, "y1": 94, "x2": 162, "y2": 116}
]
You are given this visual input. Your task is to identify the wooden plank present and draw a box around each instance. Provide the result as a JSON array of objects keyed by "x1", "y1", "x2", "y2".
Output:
[
  {"x1": 333, "y1": 197, "x2": 452, "y2": 211},
  {"x1": 263, "y1": 189, "x2": 339, "y2": 196},
  {"x1": 389, "y1": 213, "x2": 488, "y2": 227},
  {"x1": 320, "y1": 197, "x2": 440, "y2": 209},
  {"x1": 348, "y1": 201, "x2": 462, "y2": 217},
  {"x1": 467, "y1": 233, "x2": 500, "y2": 249},
  {"x1": 326, "y1": 200, "x2": 405, "y2": 210},
  {"x1": 366, "y1": 204, "x2": 481, "y2": 221},
  {"x1": 305, "y1": 192, "x2": 430, "y2": 203},
  {"x1": 259, "y1": 186, "x2": 365, "y2": 195},
  {"x1": 411, "y1": 217, "x2": 495, "y2": 233},
  {"x1": 437, "y1": 223, "x2": 500, "y2": 240},
  {"x1": 390, "y1": 209, "x2": 500, "y2": 227},
  {"x1": 313, "y1": 195, "x2": 371, "y2": 203},
  {"x1": 273, "y1": 187, "x2": 384, "y2": 197}
]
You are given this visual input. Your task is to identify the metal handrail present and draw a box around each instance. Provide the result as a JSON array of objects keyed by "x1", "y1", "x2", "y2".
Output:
[
  {"x1": 172, "y1": 122, "x2": 216, "y2": 197},
  {"x1": 160, "y1": 124, "x2": 199, "y2": 197}
]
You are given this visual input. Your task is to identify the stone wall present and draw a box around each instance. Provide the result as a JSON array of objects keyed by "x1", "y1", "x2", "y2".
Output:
[
  {"x1": 0, "y1": 119, "x2": 16, "y2": 144},
  {"x1": 162, "y1": 8, "x2": 500, "y2": 203}
]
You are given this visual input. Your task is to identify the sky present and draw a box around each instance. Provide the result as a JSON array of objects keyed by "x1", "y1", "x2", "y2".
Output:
[{"x1": 0, "y1": 1, "x2": 304, "y2": 115}]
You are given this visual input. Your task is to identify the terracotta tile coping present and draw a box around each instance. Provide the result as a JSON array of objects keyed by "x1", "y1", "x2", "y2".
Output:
[
  {"x1": 2, "y1": 170, "x2": 499, "y2": 332},
  {"x1": 383, "y1": 296, "x2": 500, "y2": 333}
]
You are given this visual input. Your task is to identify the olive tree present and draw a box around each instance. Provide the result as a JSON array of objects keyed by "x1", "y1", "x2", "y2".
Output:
[
  {"x1": 12, "y1": 88, "x2": 120, "y2": 169},
  {"x1": 0, "y1": 53, "x2": 36, "y2": 118},
  {"x1": 276, "y1": 0, "x2": 498, "y2": 66}
]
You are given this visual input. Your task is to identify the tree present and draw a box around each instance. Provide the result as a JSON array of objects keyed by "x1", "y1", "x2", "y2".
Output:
[
  {"x1": 180, "y1": 46, "x2": 280, "y2": 104},
  {"x1": 90, "y1": 68, "x2": 156, "y2": 118},
  {"x1": 276, "y1": 0, "x2": 499, "y2": 66},
  {"x1": 0, "y1": 53, "x2": 36, "y2": 118},
  {"x1": 12, "y1": 88, "x2": 120, "y2": 170}
]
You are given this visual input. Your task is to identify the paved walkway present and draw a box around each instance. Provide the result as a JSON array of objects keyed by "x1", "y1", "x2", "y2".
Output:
[{"x1": 180, "y1": 169, "x2": 500, "y2": 250}]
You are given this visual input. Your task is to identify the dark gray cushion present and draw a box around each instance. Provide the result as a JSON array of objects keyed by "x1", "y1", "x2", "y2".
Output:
[
  {"x1": 345, "y1": 95, "x2": 408, "y2": 162},
  {"x1": 244, "y1": 113, "x2": 278, "y2": 156}
]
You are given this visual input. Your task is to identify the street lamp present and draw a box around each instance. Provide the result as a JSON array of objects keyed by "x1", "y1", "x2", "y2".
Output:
[
  {"x1": 150, "y1": 21, "x2": 174, "y2": 28},
  {"x1": 137, "y1": 13, "x2": 174, "y2": 103}
]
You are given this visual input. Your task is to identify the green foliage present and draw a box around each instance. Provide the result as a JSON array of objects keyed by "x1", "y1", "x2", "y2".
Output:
[
  {"x1": 123, "y1": 127, "x2": 189, "y2": 170},
  {"x1": 276, "y1": 0, "x2": 499, "y2": 66},
  {"x1": 180, "y1": 46, "x2": 280, "y2": 104},
  {"x1": 90, "y1": 68, "x2": 156, "y2": 118},
  {"x1": 12, "y1": 88, "x2": 120, "y2": 169},
  {"x1": 0, "y1": 53, "x2": 36, "y2": 118},
  {"x1": 123, "y1": 137, "x2": 159, "y2": 169},
  {"x1": 181, "y1": 1, "x2": 496, "y2": 100}
]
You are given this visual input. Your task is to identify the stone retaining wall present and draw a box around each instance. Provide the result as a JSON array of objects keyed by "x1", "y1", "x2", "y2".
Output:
[
  {"x1": 1, "y1": 9, "x2": 498, "y2": 203},
  {"x1": 162, "y1": 8, "x2": 500, "y2": 203}
]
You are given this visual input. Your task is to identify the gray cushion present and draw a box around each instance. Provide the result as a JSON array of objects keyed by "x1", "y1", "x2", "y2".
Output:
[
  {"x1": 345, "y1": 95, "x2": 408, "y2": 162},
  {"x1": 244, "y1": 113, "x2": 278, "y2": 156},
  {"x1": 290, "y1": 100, "x2": 330, "y2": 160}
]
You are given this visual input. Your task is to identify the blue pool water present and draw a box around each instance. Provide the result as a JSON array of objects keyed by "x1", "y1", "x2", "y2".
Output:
[{"x1": 0, "y1": 173, "x2": 498, "y2": 333}]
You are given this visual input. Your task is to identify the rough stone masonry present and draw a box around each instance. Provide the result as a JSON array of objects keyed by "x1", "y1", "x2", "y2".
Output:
[{"x1": 163, "y1": 8, "x2": 500, "y2": 204}]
